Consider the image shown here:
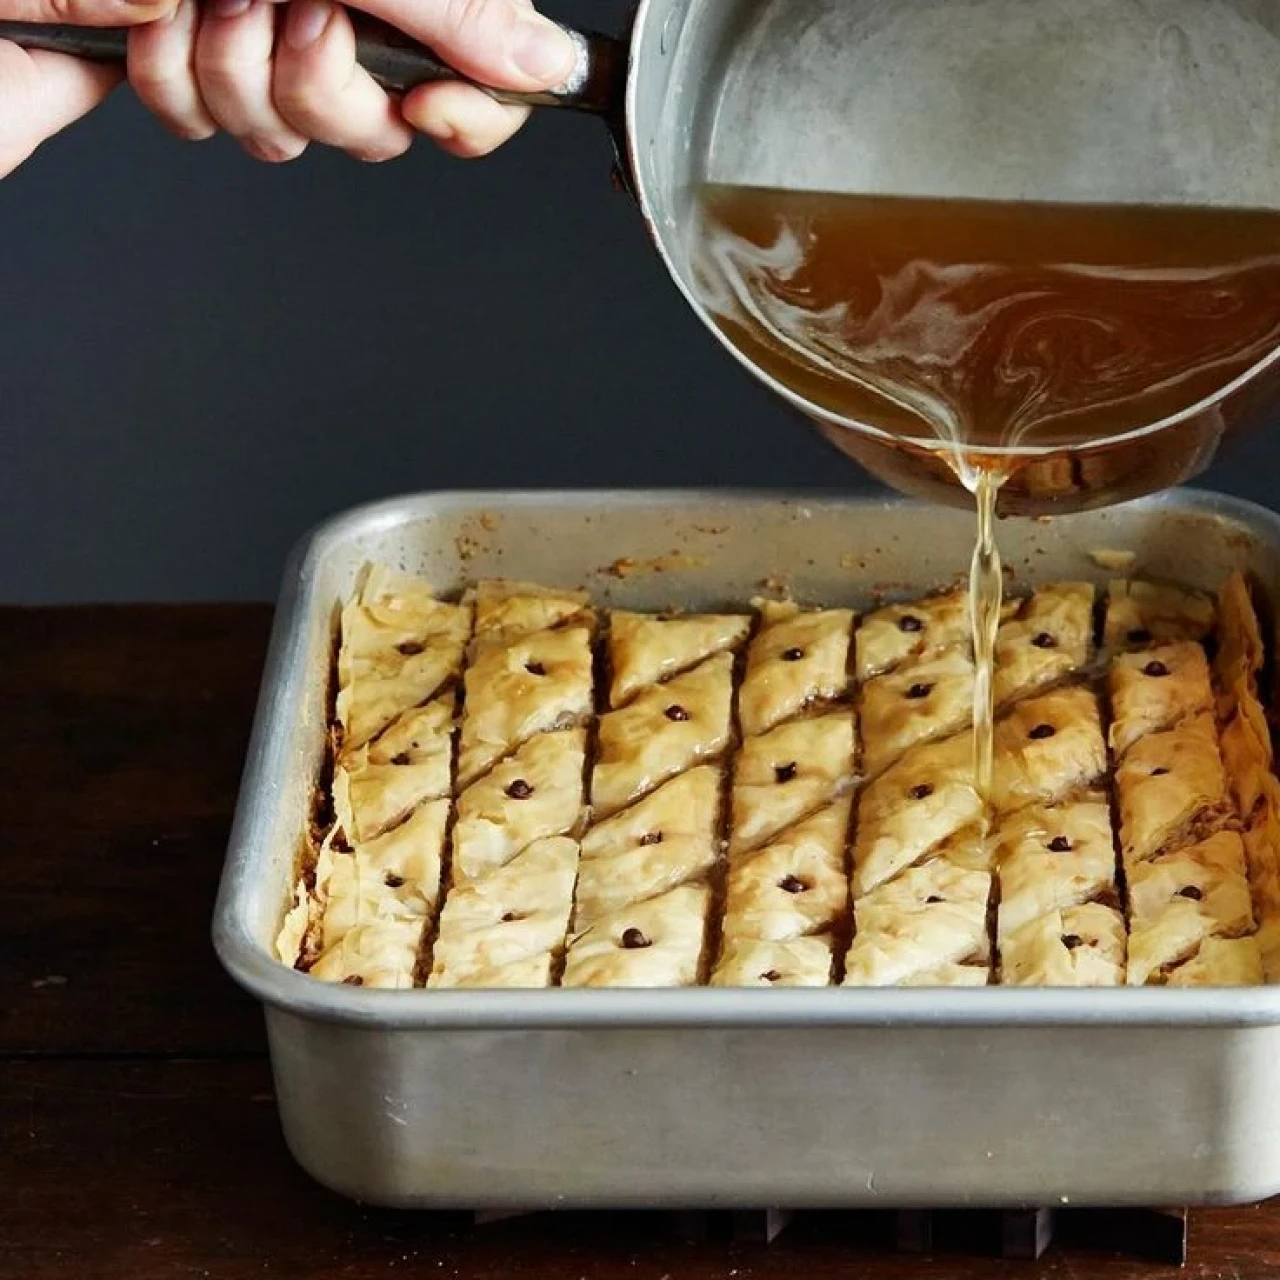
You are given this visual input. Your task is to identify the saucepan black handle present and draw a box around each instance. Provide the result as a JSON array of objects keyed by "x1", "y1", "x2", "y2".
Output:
[{"x1": 0, "y1": 15, "x2": 626, "y2": 114}]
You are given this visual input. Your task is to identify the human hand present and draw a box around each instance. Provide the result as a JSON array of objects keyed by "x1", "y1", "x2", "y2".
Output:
[
  {"x1": 128, "y1": 0, "x2": 577, "y2": 164},
  {"x1": 0, "y1": 0, "x2": 174, "y2": 178}
]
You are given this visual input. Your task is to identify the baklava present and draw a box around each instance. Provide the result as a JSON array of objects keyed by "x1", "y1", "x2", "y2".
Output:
[{"x1": 278, "y1": 567, "x2": 1280, "y2": 990}]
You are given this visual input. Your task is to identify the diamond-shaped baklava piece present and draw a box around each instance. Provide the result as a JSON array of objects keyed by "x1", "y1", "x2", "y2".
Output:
[
  {"x1": 562, "y1": 883, "x2": 710, "y2": 988},
  {"x1": 994, "y1": 795, "x2": 1118, "y2": 944},
  {"x1": 990, "y1": 687, "x2": 1107, "y2": 815},
  {"x1": 1126, "y1": 832, "x2": 1256, "y2": 986},
  {"x1": 427, "y1": 836, "x2": 578, "y2": 987},
  {"x1": 458, "y1": 624, "x2": 594, "y2": 786},
  {"x1": 730, "y1": 711, "x2": 856, "y2": 854},
  {"x1": 337, "y1": 645, "x2": 464, "y2": 760},
  {"x1": 335, "y1": 568, "x2": 471, "y2": 752},
  {"x1": 844, "y1": 854, "x2": 991, "y2": 987},
  {"x1": 333, "y1": 699, "x2": 454, "y2": 843},
  {"x1": 1213, "y1": 574, "x2": 1274, "y2": 822},
  {"x1": 1103, "y1": 580, "x2": 1215, "y2": 653},
  {"x1": 339, "y1": 566, "x2": 442, "y2": 651},
  {"x1": 1117, "y1": 712, "x2": 1230, "y2": 865},
  {"x1": 320, "y1": 800, "x2": 448, "y2": 936},
  {"x1": 855, "y1": 589, "x2": 970, "y2": 681},
  {"x1": 315, "y1": 872, "x2": 423, "y2": 984},
  {"x1": 1108, "y1": 642, "x2": 1214, "y2": 758},
  {"x1": 1221, "y1": 697, "x2": 1274, "y2": 822},
  {"x1": 711, "y1": 936, "x2": 835, "y2": 987},
  {"x1": 994, "y1": 583, "x2": 1095, "y2": 707},
  {"x1": 738, "y1": 600, "x2": 855, "y2": 737},
  {"x1": 366, "y1": 697, "x2": 456, "y2": 770},
  {"x1": 466, "y1": 579, "x2": 592, "y2": 655},
  {"x1": 853, "y1": 733, "x2": 983, "y2": 897},
  {"x1": 1244, "y1": 777, "x2": 1280, "y2": 981},
  {"x1": 276, "y1": 878, "x2": 312, "y2": 967},
  {"x1": 592, "y1": 652, "x2": 735, "y2": 818},
  {"x1": 608, "y1": 610, "x2": 751, "y2": 708},
  {"x1": 451, "y1": 728, "x2": 587, "y2": 883},
  {"x1": 307, "y1": 798, "x2": 450, "y2": 987},
  {"x1": 1215, "y1": 572, "x2": 1265, "y2": 716},
  {"x1": 308, "y1": 917, "x2": 425, "y2": 990},
  {"x1": 721, "y1": 798, "x2": 850, "y2": 943},
  {"x1": 894, "y1": 962, "x2": 991, "y2": 987},
  {"x1": 1000, "y1": 902, "x2": 1126, "y2": 986},
  {"x1": 1165, "y1": 935, "x2": 1264, "y2": 987},
  {"x1": 1244, "y1": 782, "x2": 1280, "y2": 896},
  {"x1": 574, "y1": 766, "x2": 722, "y2": 926},
  {"x1": 427, "y1": 954, "x2": 554, "y2": 989},
  {"x1": 859, "y1": 649, "x2": 974, "y2": 777}
]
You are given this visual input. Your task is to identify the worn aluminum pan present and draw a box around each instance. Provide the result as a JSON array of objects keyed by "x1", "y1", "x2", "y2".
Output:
[{"x1": 214, "y1": 489, "x2": 1280, "y2": 1209}]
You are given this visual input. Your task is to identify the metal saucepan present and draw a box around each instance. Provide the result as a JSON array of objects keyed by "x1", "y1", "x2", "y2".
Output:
[{"x1": 7, "y1": 0, "x2": 1280, "y2": 515}]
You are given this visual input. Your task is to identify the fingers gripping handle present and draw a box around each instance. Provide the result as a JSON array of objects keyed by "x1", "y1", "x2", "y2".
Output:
[
  {"x1": 354, "y1": 19, "x2": 624, "y2": 111},
  {"x1": 0, "y1": 16, "x2": 625, "y2": 112}
]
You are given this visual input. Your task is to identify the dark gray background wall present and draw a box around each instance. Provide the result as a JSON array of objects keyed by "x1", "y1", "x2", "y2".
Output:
[{"x1": 2, "y1": 0, "x2": 1275, "y2": 602}]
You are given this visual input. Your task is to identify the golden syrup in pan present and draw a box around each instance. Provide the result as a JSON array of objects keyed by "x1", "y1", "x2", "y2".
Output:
[{"x1": 692, "y1": 186, "x2": 1280, "y2": 797}]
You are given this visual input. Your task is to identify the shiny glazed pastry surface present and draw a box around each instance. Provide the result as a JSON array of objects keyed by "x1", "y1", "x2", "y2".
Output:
[{"x1": 277, "y1": 568, "x2": 1279, "y2": 989}]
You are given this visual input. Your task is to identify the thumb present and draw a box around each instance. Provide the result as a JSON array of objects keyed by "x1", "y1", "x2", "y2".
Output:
[
  {"x1": 0, "y1": 44, "x2": 119, "y2": 178},
  {"x1": 353, "y1": 0, "x2": 577, "y2": 92},
  {"x1": 0, "y1": 0, "x2": 174, "y2": 25}
]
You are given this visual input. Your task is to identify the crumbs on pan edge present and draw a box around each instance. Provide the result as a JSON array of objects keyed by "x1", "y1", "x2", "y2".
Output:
[{"x1": 604, "y1": 552, "x2": 709, "y2": 579}]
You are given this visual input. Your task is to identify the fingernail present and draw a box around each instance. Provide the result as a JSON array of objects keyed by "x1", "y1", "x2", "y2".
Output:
[
  {"x1": 211, "y1": 0, "x2": 252, "y2": 18},
  {"x1": 285, "y1": 0, "x2": 330, "y2": 49},
  {"x1": 511, "y1": 14, "x2": 574, "y2": 84},
  {"x1": 244, "y1": 135, "x2": 305, "y2": 163},
  {"x1": 160, "y1": 0, "x2": 194, "y2": 26}
]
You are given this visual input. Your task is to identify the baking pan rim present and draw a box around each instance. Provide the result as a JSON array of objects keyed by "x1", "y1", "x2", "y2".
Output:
[{"x1": 213, "y1": 485, "x2": 1280, "y2": 1031}]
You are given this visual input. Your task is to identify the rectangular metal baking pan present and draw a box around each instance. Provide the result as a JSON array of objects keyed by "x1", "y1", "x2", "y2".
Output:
[{"x1": 215, "y1": 488, "x2": 1280, "y2": 1210}]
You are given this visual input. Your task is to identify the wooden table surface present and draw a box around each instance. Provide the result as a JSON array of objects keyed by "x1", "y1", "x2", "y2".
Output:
[{"x1": 6, "y1": 603, "x2": 1280, "y2": 1280}]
